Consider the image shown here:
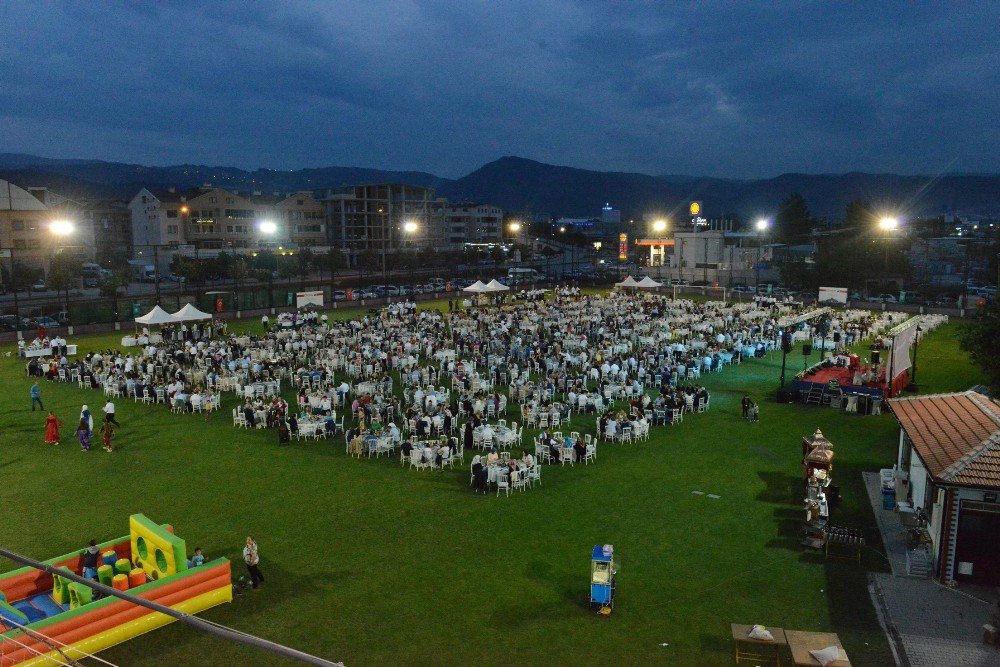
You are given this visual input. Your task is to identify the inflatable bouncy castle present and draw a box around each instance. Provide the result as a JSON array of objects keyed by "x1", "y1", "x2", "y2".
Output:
[{"x1": 0, "y1": 514, "x2": 231, "y2": 665}]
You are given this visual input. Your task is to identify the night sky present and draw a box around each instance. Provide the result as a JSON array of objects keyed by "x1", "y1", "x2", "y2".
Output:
[{"x1": 2, "y1": 1, "x2": 997, "y2": 178}]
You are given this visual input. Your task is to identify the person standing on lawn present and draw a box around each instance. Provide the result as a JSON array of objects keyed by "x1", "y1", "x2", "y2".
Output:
[
  {"x1": 243, "y1": 537, "x2": 264, "y2": 590},
  {"x1": 30, "y1": 382, "x2": 43, "y2": 411},
  {"x1": 103, "y1": 400, "x2": 121, "y2": 427},
  {"x1": 44, "y1": 411, "x2": 62, "y2": 445},
  {"x1": 75, "y1": 417, "x2": 93, "y2": 452},
  {"x1": 100, "y1": 420, "x2": 114, "y2": 453},
  {"x1": 741, "y1": 394, "x2": 751, "y2": 420}
]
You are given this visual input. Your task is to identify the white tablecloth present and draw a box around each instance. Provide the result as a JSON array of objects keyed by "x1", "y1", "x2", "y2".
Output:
[{"x1": 24, "y1": 344, "x2": 77, "y2": 358}]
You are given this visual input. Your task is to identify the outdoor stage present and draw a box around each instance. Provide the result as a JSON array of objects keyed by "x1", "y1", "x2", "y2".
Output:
[{"x1": 789, "y1": 354, "x2": 907, "y2": 400}]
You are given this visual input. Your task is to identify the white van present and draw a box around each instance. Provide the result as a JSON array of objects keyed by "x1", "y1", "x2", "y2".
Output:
[{"x1": 507, "y1": 268, "x2": 543, "y2": 284}]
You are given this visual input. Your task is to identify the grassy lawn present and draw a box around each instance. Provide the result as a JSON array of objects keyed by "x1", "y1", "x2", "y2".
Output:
[{"x1": 0, "y1": 307, "x2": 978, "y2": 665}]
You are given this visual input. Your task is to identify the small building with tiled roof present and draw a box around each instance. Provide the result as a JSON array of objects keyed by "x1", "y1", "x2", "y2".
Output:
[{"x1": 889, "y1": 390, "x2": 1000, "y2": 585}]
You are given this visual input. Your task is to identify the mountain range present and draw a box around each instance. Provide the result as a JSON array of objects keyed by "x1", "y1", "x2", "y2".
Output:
[{"x1": 2, "y1": 152, "x2": 998, "y2": 221}]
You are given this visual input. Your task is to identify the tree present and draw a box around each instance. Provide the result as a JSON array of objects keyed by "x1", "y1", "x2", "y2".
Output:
[
  {"x1": 962, "y1": 300, "x2": 1000, "y2": 391},
  {"x1": 5, "y1": 260, "x2": 39, "y2": 292},
  {"x1": 48, "y1": 252, "x2": 83, "y2": 314},
  {"x1": 774, "y1": 193, "x2": 813, "y2": 244},
  {"x1": 99, "y1": 272, "x2": 127, "y2": 321},
  {"x1": 232, "y1": 257, "x2": 249, "y2": 309},
  {"x1": 296, "y1": 248, "x2": 315, "y2": 290},
  {"x1": 315, "y1": 248, "x2": 346, "y2": 298}
]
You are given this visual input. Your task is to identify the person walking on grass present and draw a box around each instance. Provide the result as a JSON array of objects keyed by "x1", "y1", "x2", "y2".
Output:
[
  {"x1": 103, "y1": 400, "x2": 121, "y2": 427},
  {"x1": 243, "y1": 537, "x2": 264, "y2": 590},
  {"x1": 75, "y1": 417, "x2": 93, "y2": 452},
  {"x1": 44, "y1": 411, "x2": 62, "y2": 445},
  {"x1": 30, "y1": 381, "x2": 43, "y2": 411},
  {"x1": 741, "y1": 394, "x2": 751, "y2": 420},
  {"x1": 100, "y1": 420, "x2": 114, "y2": 453}
]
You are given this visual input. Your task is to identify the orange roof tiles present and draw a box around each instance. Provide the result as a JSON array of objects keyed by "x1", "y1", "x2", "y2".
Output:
[{"x1": 888, "y1": 391, "x2": 1000, "y2": 489}]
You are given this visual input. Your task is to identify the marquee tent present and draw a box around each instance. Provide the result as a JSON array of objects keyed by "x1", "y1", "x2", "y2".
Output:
[
  {"x1": 463, "y1": 281, "x2": 489, "y2": 293},
  {"x1": 635, "y1": 276, "x2": 663, "y2": 289},
  {"x1": 135, "y1": 305, "x2": 181, "y2": 326},
  {"x1": 484, "y1": 279, "x2": 511, "y2": 292},
  {"x1": 171, "y1": 303, "x2": 213, "y2": 321},
  {"x1": 614, "y1": 276, "x2": 640, "y2": 288}
]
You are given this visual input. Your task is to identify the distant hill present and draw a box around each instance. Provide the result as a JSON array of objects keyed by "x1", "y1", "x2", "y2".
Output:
[
  {"x1": 2, "y1": 152, "x2": 998, "y2": 220},
  {"x1": 440, "y1": 157, "x2": 1000, "y2": 220}
]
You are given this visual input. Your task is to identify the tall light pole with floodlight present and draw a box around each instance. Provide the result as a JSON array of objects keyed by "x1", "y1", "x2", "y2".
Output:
[
  {"x1": 878, "y1": 217, "x2": 899, "y2": 296},
  {"x1": 48, "y1": 219, "x2": 77, "y2": 313},
  {"x1": 755, "y1": 218, "x2": 770, "y2": 287},
  {"x1": 258, "y1": 220, "x2": 278, "y2": 308},
  {"x1": 651, "y1": 219, "x2": 667, "y2": 279}
]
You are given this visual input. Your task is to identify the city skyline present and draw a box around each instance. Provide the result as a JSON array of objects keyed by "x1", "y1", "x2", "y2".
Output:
[{"x1": 1, "y1": 2, "x2": 998, "y2": 179}]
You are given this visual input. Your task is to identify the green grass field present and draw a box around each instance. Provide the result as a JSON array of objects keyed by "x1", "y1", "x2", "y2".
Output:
[{"x1": 0, "y1": 307, "x2": 979, "y2": 665}]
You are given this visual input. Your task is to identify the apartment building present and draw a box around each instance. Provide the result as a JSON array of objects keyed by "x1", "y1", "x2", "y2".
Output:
[
  {"x1": 0, "y1": 179, "x2": 106, "y2": 279},
  {"x1": 129, "y1": 186, "x2": 326, "y2": 251},
  {"x1": 439, "y1": 203, "x2": 503, "y2": 246},
  {"x1": 317, "y1": 184, "x2": 443, "y2": 259},
  {"x1": 273, "y1": 191, "x2": 326, "y2": 247}
]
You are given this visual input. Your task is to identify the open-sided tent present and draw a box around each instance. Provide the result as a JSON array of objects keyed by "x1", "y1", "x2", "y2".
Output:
[
  {"x1": 484, "y1": 279, "x2": 510, "y2": 292},
  {"x1": 172, "y1": 303, "x2": 212, "y2": 321},
  {"x1": 463, "y1": 280, "x2": 489, "y2": 293},
  {"x1": 635, "y1": 276, "x2": 663, "y2": 289},
  {"x1": 135, "y1": 305, "x2": 181, "y2": 326},
  {"x1": 614, "y1": 276, "x2": 640, "y2": 288}
]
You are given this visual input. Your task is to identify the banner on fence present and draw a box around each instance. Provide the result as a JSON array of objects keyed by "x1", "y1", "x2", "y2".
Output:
[
  {"x1": 296, "y1": 290, "x2": 324, "y2": 308},
  {"x1": 818, "y1": 286, "x2": 848, "y2": 305}
]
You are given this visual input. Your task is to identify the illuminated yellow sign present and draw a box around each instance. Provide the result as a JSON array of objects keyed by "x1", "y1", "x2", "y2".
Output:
[
  {"x1": 689, "y1": 201, "x2": 702, "y2": 216},
  {"x1": 618, "y1": 233, "x2": 627, "y2": 260}
]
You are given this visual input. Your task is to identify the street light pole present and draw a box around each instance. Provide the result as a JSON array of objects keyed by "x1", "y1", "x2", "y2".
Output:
[{"x1": 755, "y1": 219, "x2": 770, "y2": 287}]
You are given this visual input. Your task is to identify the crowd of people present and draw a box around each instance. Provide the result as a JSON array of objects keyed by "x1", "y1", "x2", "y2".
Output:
[{"x1": 32, "y1": 289, "x2": 820, "y2": 487}]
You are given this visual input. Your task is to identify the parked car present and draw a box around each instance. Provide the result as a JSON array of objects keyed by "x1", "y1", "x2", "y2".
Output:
[
  {"x1": 82, "y1": 277, "x2": 100, "y2": 288},
  {"x1": 31, "y1": 280, "x2": 47, "y2": 291},
  {"x1": 24, "y1": 316, "x2": 60, "y2": 329},
  {"x1": 0, "y1": 315, "x2": 20, "y2": 331},
  {"x1": 49, "y1": 311, "x2": 70, "y2": 325},
  {"x1": 167, "y1": 274, "x2": 187, "y2": 283},
  {"x1": 876, "y1": 293, "x2": 897, "y2": 303}
]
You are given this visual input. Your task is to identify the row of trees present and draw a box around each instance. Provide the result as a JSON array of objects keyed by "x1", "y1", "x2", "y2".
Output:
[
  {"x1": 167, "y1": 244, "x2": 527, "y2": 292},
  {"x1": 776, "y1": 197, "x2": 912, "y2": 292}
]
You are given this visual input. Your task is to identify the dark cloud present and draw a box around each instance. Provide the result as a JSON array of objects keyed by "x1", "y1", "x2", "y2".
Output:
[{"x1": 0, "y1": 0, "x2": 997, "y2": 177}]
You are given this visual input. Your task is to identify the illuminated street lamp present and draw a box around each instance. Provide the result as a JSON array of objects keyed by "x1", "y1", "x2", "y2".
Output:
[
  {"x1": 878, "y1": 216, "x2": 901, "y2": 295},
  {"x1": 508, "y1": 221, "x2": 522, "y2": 233},
  {"x1": 652, "y1": 219, "x2": 667, "y2": 234},
  {"x1": 755, "y1": 219, "x2": 770, "y2": 287},
  {"x1": 49, "y1": 220, "x2": 75, "y2": 236},
  {"x1": 257, "y1": 220, "x2": 278, "y2": 308},
  {"x1": 403, "y1": 220, "x2": 419, "y2": 234}
]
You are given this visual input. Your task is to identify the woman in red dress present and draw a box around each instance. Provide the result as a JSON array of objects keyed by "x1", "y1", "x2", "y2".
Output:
[{"x1": 44, "y1": 411, "x2": 62, "y2": 445}]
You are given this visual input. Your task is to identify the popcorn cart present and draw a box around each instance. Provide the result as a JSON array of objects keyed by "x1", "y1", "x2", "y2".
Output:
[{"x1": 590, "y1": 544, "x2": 616, "y2": 615}]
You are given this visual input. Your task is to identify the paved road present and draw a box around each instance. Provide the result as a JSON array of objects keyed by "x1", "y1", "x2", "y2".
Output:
[{"x1": 863, "y1": 472, "x2": 1000, "y2": 666}]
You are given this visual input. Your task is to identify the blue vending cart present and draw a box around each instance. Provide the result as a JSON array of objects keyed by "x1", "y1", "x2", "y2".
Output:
[{"x1": 590, "y1": 545, "x2": 615, "y2": 614}]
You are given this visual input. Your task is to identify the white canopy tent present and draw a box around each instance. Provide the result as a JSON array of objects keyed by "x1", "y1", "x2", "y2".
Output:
[
  {"x1": 484, "y1": 279, "x2": 511, "y2": 292},
  {"x1": 463, "y1": 280, "x2": 489, "y2": 293},
  {"x1": 171, "y1": 303, "x2": 213, "y2": 321},
  {"x1": 135, "y1": 305, "x2": 181, "y2": 326},
  {"x1": 635, "y1": 276, "x2": 663, "y2": 289},
  {"x1": 614, "y1": 276, "x2": 640, "y2": 288}
]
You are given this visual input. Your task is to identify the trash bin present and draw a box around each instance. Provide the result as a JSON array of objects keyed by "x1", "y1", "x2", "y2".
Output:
[{"x1": 882, "y1": 488, "x2": 896, "y2": 510}]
